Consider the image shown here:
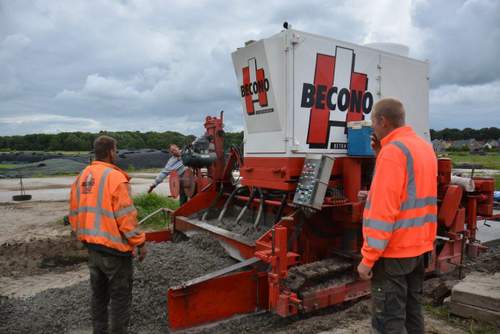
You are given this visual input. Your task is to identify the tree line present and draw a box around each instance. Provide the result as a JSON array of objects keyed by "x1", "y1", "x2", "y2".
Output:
[
  {"x1": 1, "y1": 127, "x2": 497, "y2": 152},
  {"x1": 430, "y1": 127, "x2": 500, "y2": 141},
  {"x1": 0, "y1": 131, "x2": 244, "y2": 152}
]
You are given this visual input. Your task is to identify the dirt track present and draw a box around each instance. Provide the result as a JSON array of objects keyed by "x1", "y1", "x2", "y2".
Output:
[{"x1": 0, "y1": 201, "x2": 69, "y2": 244}]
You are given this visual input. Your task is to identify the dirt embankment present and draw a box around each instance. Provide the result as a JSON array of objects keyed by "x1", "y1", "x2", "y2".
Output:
[{"x1": 0, "y1": 201, "x2": 69, "y2": 244}]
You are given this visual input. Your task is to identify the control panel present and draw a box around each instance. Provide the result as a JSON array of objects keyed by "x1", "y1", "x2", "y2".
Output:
[{"x1": 293, "y1": 155, "x2": 334, "y2": 210}]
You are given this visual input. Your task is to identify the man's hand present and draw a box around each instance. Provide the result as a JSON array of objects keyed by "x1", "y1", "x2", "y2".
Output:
[
  {"x1": 371, "y1": 133, "x2": 381, "y2": 156},
  {"x1": 137, "y1": 244, "x2": 148, "y2": 262},
  {"x1": 357, "y1": 262, "x2": 373, "y2": 280},
  {"x1": 357, "y1": 190, "x2": 369, "y2": 202},
  {"x1": 147, "y1": 185, "x2": 155, "y2": 194}
]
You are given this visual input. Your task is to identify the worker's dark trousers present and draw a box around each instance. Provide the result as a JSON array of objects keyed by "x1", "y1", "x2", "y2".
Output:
[
  {"x1": 88, "y1": 249, "x2": 133, "y2": 334},
  {"x1": 179, "y1": 185, "x2": 188, "y2": 206},
  {"x1": 371, "y1": 255, "x2": 425, "y2": 334},
  {"x1": 178, "y1": 177, "x2": 188, "y2": 206}
]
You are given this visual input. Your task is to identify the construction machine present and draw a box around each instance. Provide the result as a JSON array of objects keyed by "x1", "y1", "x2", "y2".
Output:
[{"x1": 145, "y1": 28, "x2": 496, "y2": 331}]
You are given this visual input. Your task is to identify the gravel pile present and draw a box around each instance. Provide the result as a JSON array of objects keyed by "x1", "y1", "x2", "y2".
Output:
[
  {"x1": 0, "y1": 158, "x2": 87, "y2": 178},
  {"x1": 0, "y1": 236, "x2": 87, "y2": 278},
  {"x1": 116, "y1": 150, "x2": 170, "y2": 170},
  {"x1": 0, "y1": 234, "x2": 235, "y2": 334},
  {"x1": 0, "y1": 152, "x2": 75, "y2": 164},
  {"x1": 0, "y1": 150, "x2": 169, "y2": 178}
]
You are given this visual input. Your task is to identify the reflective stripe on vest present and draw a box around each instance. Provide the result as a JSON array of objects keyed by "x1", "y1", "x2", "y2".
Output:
[
  {"x1": 69, "y1": 205, "x2": 135, "y2": 219},
  {"x1": 124, "y1": 228, "x2": 142, "y2": 239},
  {"x1": 72, "y1": 168, "x2": 136, "y2": 244},
  {"x1": 367, "y1": 236, "x2": 388, "y2": 250},
  {"x1": 364, "y1": 213, "x2": 437, "y2": 232},
  {"x1": 364, "y1": 142, "x2": 437, "y2": 211},
  {"x1": 73, "y1": 174, "x2": 82, "y2": 235},
  {"x1": 391, "y1": 141, "x2": 436, "y2": 211}
]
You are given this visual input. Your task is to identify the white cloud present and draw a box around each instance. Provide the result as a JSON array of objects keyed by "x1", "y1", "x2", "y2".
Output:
[
  {"x1": 0, "y1": 34, "x2": 31, "y2": 59},
  {"x1": 430, "y1": 80, "x2": 500, "y2": 106},
  {"x1": 0, "y1": 114, "x2": 101, "y2": 135},
  {"x1": 0, "y1": 0, "x2": 498, "y2": 135}
]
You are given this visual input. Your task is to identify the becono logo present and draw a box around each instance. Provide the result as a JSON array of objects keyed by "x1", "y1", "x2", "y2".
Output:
[
  {"x1": 240, "y1": 58, "x2": 273, "y2": 115},
  {"x1": 301, "y1": 85, "x2": 373, "y2": 114},
  {"x1": 303, "y1": 46, "x2": 374, "y2": 150},
  {"x1": 241, "y1": 78, "x2": 270, "y2": 97}
]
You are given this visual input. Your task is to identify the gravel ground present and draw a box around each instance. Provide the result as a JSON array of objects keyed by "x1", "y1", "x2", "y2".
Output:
[
  {"x1": 1, "y1": 232, "x2": 499, "y2": 334},
  {"x1": 0, "y1": 233, "x2": 235, "y2": 334}
]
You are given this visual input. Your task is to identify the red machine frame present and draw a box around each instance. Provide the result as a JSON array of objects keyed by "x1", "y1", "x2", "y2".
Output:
[{"x1": 151, "y1": 113, "x2": 495, "y2": 331}]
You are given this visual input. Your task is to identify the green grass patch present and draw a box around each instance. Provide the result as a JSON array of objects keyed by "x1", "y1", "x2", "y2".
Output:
[
  {"x1": 424, "y1": 304, "x2": 498, "y2": 334},
  {"x1": 133, "y1": 193, "x2": 179, "y2": 230},
  {"x1": 494, "y1": 174, "x2": 500, "y2": 191},
  {"x1": 445, "y1": 152, "x2": 500, "y2": 170},
  {"x1": 126, "y1": 167, "x2": 162, "y2": 174},
  {"x1": 0, "y1": 163, "x2": 17, "y2": 169}
]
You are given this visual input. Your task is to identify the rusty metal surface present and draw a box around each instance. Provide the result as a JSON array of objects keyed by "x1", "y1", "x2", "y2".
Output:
[{"x1": 171, "y1": 257, "x2": 261, "y2": 289}]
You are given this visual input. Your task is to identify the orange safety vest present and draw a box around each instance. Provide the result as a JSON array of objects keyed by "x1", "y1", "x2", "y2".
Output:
[
  {"x1": 361, "y1": 126, "x2": 437, "y2": 268},
  {"x1": 68, "y1": 161, "x2": 145, "y2": 253}
]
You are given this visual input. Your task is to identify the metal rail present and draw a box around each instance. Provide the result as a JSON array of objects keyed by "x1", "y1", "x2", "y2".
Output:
[{"x1": 138, "y1": 207, "x2": 175, "y2": 225}]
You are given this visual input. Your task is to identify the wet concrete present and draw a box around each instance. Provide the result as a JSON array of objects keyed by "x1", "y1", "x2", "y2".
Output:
[{"x1": 476, "y1": 210, "x2": 500, "y2": 243}]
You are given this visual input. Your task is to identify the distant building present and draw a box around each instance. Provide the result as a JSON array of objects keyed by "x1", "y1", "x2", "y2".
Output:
[
  {"x1": 432, "y1": 139, "x2": 450, "y2": 153},
  {"x1": 449, "y1": 139, "x2": 482, "y2": 151},
  {"x1": 483, "y1": 140, "x2": 499, "y2": 150}
]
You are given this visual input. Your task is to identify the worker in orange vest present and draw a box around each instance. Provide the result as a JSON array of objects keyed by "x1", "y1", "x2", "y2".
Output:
[
  {"x1": 69, "y1": 135, "x2": 147, "y2": 334},
  {"x1": 357, "y1": 98, "x2": 437, "y2": 334}
]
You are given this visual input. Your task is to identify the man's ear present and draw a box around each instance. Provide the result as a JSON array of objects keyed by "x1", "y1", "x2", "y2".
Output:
[
  {"x1": 106, "y1": 149, "x2": 113, "y2": 161},
  {"x1": 380, "y1": 115, "x2": 389, "y2": 129}
]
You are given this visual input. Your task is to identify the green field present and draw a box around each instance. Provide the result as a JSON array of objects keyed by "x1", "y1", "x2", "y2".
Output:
[
  {"x1": 440, "y1": 152, "x2": 499, "y2": 190},
  {"x1": 444, "y1": 152, "x2": 500, "y2": 170},
  {"x1": 0, "y1": 163, "x2": 18, "y2": 169}
]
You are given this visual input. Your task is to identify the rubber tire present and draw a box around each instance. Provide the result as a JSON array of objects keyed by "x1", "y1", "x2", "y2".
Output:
[{"x1": 12, "y1": 194, "x2": 32, "y2": 201}]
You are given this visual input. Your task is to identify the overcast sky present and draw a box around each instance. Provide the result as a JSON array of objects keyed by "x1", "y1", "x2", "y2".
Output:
[{"x1": 1, "y1": 0, "x2": 499, "y2": 135}]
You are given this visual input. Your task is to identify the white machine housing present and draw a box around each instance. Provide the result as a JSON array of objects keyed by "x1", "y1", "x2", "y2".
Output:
[{"x1": 232, "y1": 29, "x2": 429, "y2": 157}]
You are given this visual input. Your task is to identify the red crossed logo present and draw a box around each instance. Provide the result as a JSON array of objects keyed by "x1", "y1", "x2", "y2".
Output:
[
  {"x1": 303, "y1": 46, "x2": 373, "y2": 149},
  {"x1": 240, "y1": 58, "x2": 270, "y2": 115}
]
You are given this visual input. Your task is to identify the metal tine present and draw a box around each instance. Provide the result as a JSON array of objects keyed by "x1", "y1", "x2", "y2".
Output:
[
  {"x1": 235, "y1": 188, "x2": 257, "y2": 224},
  {"x1": 218, "y1": 186, "x2": 247, "y2": 222},
  {"x1": 253, "y1": 189, "x2": 265, "y2": 228}
]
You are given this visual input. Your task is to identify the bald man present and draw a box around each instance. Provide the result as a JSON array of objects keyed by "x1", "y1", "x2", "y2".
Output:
[{"x1": 357, "y1": 98, "x2": 437, "y2": 334}]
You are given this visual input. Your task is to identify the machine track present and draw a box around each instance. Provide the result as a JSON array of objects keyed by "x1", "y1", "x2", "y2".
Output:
[{"x1": 282, "y1": 257, "x2": 354, "y2": 292}]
